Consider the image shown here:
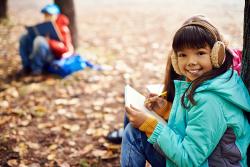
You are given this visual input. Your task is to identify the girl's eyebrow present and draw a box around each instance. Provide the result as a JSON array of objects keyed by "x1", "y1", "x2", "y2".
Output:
[
  {"x1": 176, "y1": 52, "x2": 185, "y2": 55},
  {"x1": 197, "y1": 49, "x2": 206, "y2": 51},
  {"x1": 198, "y1": 48, "x2": 207, "y2": 50},
  {"x1": 197, "y1": 48, "x2": 210, "y2": 52}
]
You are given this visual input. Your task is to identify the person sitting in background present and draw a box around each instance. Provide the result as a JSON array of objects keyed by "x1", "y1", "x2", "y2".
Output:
[{"x1": 19, "y1": 3, "x2": 74, "y2": 75}]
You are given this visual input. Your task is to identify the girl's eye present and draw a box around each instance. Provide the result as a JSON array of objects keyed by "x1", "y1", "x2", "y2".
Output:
[
  {"x1": 177, "y1": 53, "x2": 186, "y2": 57},
  {"x1": 198, "y1": 51, "x2": 206, "y2": 56}
]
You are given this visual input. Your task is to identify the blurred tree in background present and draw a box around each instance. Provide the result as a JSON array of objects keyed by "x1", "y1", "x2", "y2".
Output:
[
  {"x1": 242, "y1": 0, "x2": 250, "y2": 93},
  {"x1": 0, "y1": 0, "x2": 8, "y2": 20},
  {"x1": 242, "y1": 0, "x2": 250, "y2": 91},
  {"x1": 54, "y1": 0, "x2": 78, "y2": 48},
  {"x1": 243, "y1": 1, "x2": 250, "y2": 165}
]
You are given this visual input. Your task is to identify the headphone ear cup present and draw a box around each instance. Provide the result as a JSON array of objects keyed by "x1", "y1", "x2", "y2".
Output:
[
  {"x1": 170, "y1": 51, "x2": 182, "y2": 75},
  {"x1": 210, "y1": 41, "x2": 225, "y2": 68}
]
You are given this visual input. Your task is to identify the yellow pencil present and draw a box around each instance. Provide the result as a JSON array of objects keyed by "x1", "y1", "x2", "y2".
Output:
[
  {"x1": 144, "y1": 91, "x2": 167, "y2": 104},
  {"x1": 158, "y1": 91, "x2": 167, "y2": 97}
]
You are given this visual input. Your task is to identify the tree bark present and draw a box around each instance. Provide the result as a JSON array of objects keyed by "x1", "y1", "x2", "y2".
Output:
[
  {"x1": 0, "y1": 0, "x2": 8, "y2": 19},
  {"x1": 54, "y1": 0, "x2": 78, "y2": 48},
  {"x1": 242, "y1": 1, "x2": 250, "y2": 165},
  {"x1": 242, "y1": 0, "x2": 250, "y2": 93}
]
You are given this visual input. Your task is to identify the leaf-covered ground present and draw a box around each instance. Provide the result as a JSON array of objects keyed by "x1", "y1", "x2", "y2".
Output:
[{"x1": 0, "y1": 0, "x2": 243, "y2": 166}]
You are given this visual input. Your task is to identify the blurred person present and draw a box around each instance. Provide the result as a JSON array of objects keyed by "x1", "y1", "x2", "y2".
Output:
[{"x1": 19, "y1": 3, "x2": 74, "y2": 75}]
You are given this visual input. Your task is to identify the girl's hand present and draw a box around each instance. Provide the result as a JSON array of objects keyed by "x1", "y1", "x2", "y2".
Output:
[
  {"x1": 144, "y1": 93, "x2": 158, "y2": 110},
  {"x1": 125, "y1": 105, "x2": 151, "y2": 128},
  {"x1": 144, "y1": 93, "x2": 168, "y2": 117}
]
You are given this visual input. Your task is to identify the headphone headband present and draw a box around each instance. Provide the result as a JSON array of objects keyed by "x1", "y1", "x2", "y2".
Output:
[{"x1": 181, "y1": 21, "x2": 218, "y2": 41}]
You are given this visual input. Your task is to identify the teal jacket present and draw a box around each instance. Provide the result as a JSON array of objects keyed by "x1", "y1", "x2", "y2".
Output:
[{"x1": 148, "y1": 69, "x2": 250, "y2": 167}]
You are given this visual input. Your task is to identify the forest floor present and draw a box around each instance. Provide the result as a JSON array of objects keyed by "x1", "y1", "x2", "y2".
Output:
[{"x1": 0, "y1": 0, "x2": 243, "y2": 166}]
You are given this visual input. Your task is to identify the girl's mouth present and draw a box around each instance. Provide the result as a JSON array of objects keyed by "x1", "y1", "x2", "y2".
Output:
[{"x1": 187, "y1": 69, "x2": 201, "y2": 75}]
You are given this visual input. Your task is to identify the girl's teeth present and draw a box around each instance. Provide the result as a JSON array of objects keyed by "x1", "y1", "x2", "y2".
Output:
[{"x1": 189, "y1": 70, "x2": 198, "y2": 74}]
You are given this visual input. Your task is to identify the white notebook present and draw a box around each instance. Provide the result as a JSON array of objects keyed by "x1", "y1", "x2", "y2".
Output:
[
  {"x1": 124, "y1": 85, "x2": 166, "y2": 124},
  {"x1": 146, "y1": 84, "x2": 164, "y2": 95}
]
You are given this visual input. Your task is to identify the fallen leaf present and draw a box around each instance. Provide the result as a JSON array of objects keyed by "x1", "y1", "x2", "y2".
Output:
[
  {"x1": 59, "y1": 162, "x2": 70, "y2": 167},
  {"x1": 101, "y1": 151, "x2": 119, "y2": 160},
  {"x1": 68, "y1": 140, "x2": 76, "y2": 146},
  {"x1": 80, "y1": 144, "x2": 94, "y2": 155},
  {"x1": 7, "y1": 159, "x2": 18, "y2": 166},
  {"x1": 49, "y1": 144, "x2": 58, "y2": 151},
  {"x1": 63, "y1": 124, "x2": 80, "y2": 132},
  {"x1": 27, "y1": 142, "x2": 40, "y2": 150},
  {"x1": 104, "y1": 114, "x2": 115, "y2": 122},
  {"x1": 27, "y1": 163, "x2": 40, "y2": 167},
  {"x1": 6, "y1": 87, "x2": 19, "y2": 98},
  {"x1": 57, "y1": 109, "x2": 67, "y2": 115},
  {"x1": 0, "y1": 116, "x2": 11, "y2": 125},
  {"x1": 79, "y1": 159, "x2": 90, "y2": 167},
  {"x1": 12, "y1": 109, "x2": 28, "y2": 116},
  {"x1": 32, "y1": 106, "x2": 47, "y2": 117},
  {"x1": 0, "y1": 100, "x2": 9, "y2": 108},
  {"x1": 19, "y1": 120, "x2": 30, "y2": 127},
  {"x1": 37, "y1": 123, "x2": 53, "y2": 129},
  {"x1": 91, "y1": 149, "x2": 107, "y2": 157},
  {"x1": 54, "y1": 98, "x2": 79, "y2": 106},
  {"x1": 103, "y1": 107, "x2": 113, "y2": 113},
  {"x1": 103, "y1": 142, "x2": 121, "y2": 151},
  {"x1": 18, "y1": 163, "x2": 28, "y2": 167},
  {"x1": 18, "y1": 83, "x2": 45, "y2": 96},
  {"x1": 45, "y1": 78, "x2": 57, "y2": 85},
  {"x1": 47, "y1": 153, "x2": 56, "y2": 161},
  {"x1": 14, "y1": 143, "x2": 28, "y2": 157}
]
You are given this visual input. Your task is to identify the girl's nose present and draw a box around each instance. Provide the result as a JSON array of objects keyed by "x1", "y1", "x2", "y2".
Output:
[{"x1": 187, "y1": 56, "x2": 198, "y2": 66}]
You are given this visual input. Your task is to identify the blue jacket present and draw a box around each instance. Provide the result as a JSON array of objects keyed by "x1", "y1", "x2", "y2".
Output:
[{"x1": 148, "y1": 69, "x2": 250, "y2": 167}]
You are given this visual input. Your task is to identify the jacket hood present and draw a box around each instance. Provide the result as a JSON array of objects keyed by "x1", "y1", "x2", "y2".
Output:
[
  {"x1": 56, "y1": 14, "x2": 69, "y2": 26},
  {"x1": 197, "y1": 69, "x2": 250, "y2": 112}
]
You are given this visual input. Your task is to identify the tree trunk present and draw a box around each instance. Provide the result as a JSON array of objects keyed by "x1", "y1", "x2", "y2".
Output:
[
  {"x1": 242, "y1": 0, "x2": 250, "y2": 93},
  {"x1": 242, "y1": 1, "x2": 250, "y2": 165},
  {"x1": 54, "y1": 0, "x2": 78, "y2": 48},
  {"x1": 0, "y1": 0, "x2": 8, "y2": 19}
]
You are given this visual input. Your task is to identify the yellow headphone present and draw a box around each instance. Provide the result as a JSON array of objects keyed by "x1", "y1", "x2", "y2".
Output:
[{"x1": 171, "y1": 21, "x2": 226, "y2": 75}]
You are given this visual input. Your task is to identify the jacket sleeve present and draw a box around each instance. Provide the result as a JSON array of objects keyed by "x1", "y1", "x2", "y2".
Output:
[
  {"x1": 148, "y1": 94, "x2": 227, "y2": 166},
  {"x1": 48, "y1": 26, "x2": 73, "y2": 58}
]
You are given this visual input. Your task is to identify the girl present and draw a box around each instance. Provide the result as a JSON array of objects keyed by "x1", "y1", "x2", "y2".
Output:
[{"x1": 121, "y1": 15, "x2": 250, "y2": 167}]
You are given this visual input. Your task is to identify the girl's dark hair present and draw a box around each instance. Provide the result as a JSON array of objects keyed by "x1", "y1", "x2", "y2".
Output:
[
  {"x1": 162, "y1": 52, "x2": 182, "y2": 102},
  {"x1": 172, "y1": 25, "x2": 234, "y2": 108}
]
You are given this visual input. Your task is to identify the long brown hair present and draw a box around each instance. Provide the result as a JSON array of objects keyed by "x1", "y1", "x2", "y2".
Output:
[{"x1": 162, "y1": 51, "x2": 182, "y2": 102}]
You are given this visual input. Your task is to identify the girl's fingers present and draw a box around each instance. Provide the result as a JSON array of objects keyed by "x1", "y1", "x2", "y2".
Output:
[
  {"x1": 156, "y1": 98, "x2": 166, "y2": 108},
  {"x1": 145, "y1": 96, "x2": 157, "y2": 105},
  {"x1": 125, "y1": 105, "x2": 138, "y2": 116},
  {"x1": 125, "y1": 106, "x2": 132, "y2": 121},
  {"x1": 125, "y1": 106, "x2": 132, "y2": 114},
  {"x1": 130, "y1": 105, "x2": 140, "y2": 112},
  {"x1": 145, "y1": 102, "x2": 152, "y2": 110},
  {"x1": 125, "y1": 106, "x2": 140, "y2": 124},
  {"x1": 148, "y1": 93, "x2": 158, "y2": 98}
]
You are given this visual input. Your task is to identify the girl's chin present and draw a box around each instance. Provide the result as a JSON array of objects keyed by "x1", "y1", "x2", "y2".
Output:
[{"x1": 186, "y1": 73, "x2": 202, "y2": 81}]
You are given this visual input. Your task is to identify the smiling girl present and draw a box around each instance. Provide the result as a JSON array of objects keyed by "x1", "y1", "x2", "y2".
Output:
[{"x1": 121, "y1": 15, "x2": 250, "y2": 167}]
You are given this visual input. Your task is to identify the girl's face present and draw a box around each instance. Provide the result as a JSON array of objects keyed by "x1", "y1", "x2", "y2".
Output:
[{"x1": 177, "y1": 45, "x2": 213, "y2": 81}]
